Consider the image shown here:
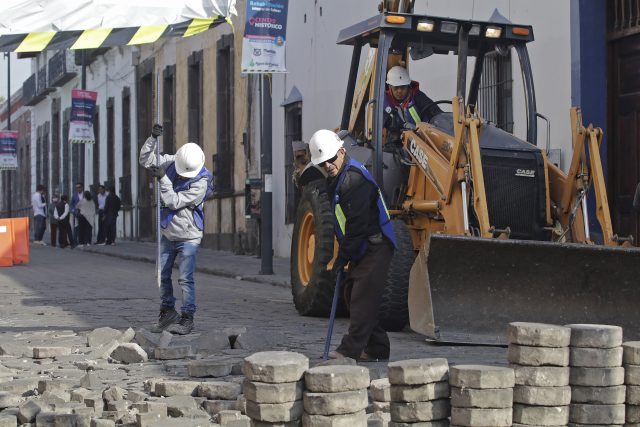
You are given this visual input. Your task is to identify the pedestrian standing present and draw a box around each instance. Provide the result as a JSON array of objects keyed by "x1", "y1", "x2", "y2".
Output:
[
  {"x1": 76, "y1": 191, "x2": 96, "y2": 246},
  {"x1": 70, "y1": 183, "x2": 84, "y2": 244},
  {"x1": 31, "y1": 184, "x2": 47, "y2": 245},
  {"x1": 103, "y1": 186, "x2": 121, "y2": 245},
  {"x1": 96, "y1": 185, "x2": 107, "y2": 244},
  {"x1": 139, "y1": 123, "x2": 213, "y2": 335},
  {"x1": 49, "y1": 194, "x2": 59, "y2": 247},
  {"x1": 54, "y1": 195, "x2": 74, "y2": 248},
  {"x1": 308, "y1": 129, "x2": 397, "y2": 361}
]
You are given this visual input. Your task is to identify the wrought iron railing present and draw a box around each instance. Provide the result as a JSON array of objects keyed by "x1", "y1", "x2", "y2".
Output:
[{"x1": 609, "y1": 0, "x2": 640, "y2": 39}]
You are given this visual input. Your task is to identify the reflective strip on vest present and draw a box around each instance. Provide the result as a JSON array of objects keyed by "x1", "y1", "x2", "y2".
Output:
[
  {"x1": 378, "y1": 189, "x2": 391, "y2": 221},
  {"x1": 335, "y1": 203, "x2": 346, "y2": 236},
  {"x1": 408, "y1": 105, "x2": 421, "y2": 124}
]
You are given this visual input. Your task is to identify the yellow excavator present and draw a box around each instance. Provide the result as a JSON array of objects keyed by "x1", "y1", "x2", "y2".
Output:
[{"x1": 290, "y1": 1, "x2": 640, "y2": 342}]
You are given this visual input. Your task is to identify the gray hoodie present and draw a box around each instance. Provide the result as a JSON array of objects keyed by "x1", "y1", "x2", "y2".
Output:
[{"x1": 139, "y1": 137, "x2": 207, "y2": 243}]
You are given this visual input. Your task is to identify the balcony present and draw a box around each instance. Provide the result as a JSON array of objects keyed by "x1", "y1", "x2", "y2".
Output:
[
  {"x1": 23, "y1": 66, "x2": 55, "y2": 106},
  {"x1": 48, "y1": 50, "x2": 77, "y2": 87}
]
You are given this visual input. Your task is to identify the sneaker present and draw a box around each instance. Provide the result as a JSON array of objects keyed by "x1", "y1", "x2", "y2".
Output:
[
  {"x1": 150, "y1": 307, "x2": 180, "y2": 333},
  {"x1": 96, "y1": 242, "x2": 107, "y2": 246},
  {"x1": 167, "y1": 312, "x2": 194, "y2": 335}
]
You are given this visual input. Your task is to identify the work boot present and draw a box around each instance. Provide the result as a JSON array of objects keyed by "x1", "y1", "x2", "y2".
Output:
[
  {"x1": 167, "y1": 312, "x2": 194, "y2": 335},
  {"x1": 150, "y1": 307, "x2": 180, "y2": 333}
]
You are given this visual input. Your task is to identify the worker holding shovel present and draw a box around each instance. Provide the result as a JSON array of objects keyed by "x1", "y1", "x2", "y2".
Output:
[{"x1": 309, "y1": 129, "x2": 397, "y2": 361}]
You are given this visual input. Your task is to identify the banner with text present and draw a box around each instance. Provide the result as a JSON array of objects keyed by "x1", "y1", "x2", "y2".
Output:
[
  {"x1": 241, "y1": 0, "x2": 288, "y2": 73},
  {"x1": 0, "y1": 131, "x2": 18, "y2": 170},
  {"x1": 69, "y1": 89, "x2": 97, "y2": 144}
]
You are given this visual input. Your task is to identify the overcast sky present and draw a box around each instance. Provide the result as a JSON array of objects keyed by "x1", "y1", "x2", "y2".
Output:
[{"x1": 0, "y1": 53, "x2": 32, "y2": 100}]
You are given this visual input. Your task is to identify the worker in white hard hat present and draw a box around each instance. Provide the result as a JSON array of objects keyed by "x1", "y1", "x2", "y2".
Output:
[
  {"x1": 139, "y1": 124, "x2": 214, "y2": 335},
  {"x1": 384, "y1": 65, "x2": 441, "y2": 142},
  {"x1": 309, "y1": 129, "x2": 397, "y2": 362}
]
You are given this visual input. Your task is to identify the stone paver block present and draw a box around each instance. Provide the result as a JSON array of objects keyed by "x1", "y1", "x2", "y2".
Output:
[
  {"x1": 102, "y1": 386, "x2": 127, "y2": 402},
  {"x1": 188, "y1": 359, "x2": 233, "y2": 378},
  {"x1": 163, "y1": 395, "x2": 198, "y2": 416},
  {"x1": 624, "y1": 341, "x2": 640, "y2": 365},
  {"x1": 568, "y1": 403, "x2": 625, "y2": 424},
  {"x1": 245, "y1": 399, "x2": 303, "y2": 422},
  {"x1": 0, "y1": 415, "x2": 16, "y2": 427},
  {"x1": 0, "y1": 392, "x2": 18, "y2": 409},
  {"x1": 507, "y1": 322, "x2": 571, "y2": 348},
  {"x1": 125, "y1": 390, "x2": 147, "y2": 403},
  {"x1": 512, "y1": 365, "x2": 569, "y2": 386},
  {"x1": 37, "y1": 378, "x2": 74, "y2": 395},
  {"x1": 571, "y1": 385, "x2": 625, "y2": 404},
  {"x1": 79, "y1": 372, "x2": 102, "y2": 389},
  {"x1": 18, "y1": 399, "x2": 50, "y2": 423},
  {"x1": 250, "y1": 419, "x2": 300, "y2": 427},
  {"x1": 91, "y1": 419, "x2": 116, "y2": 427},
  {"x1": 387, "y1": 422, "x2": 451, "y2": 427},
  {"x1": 302, "y1": 410, "x2": 367, "y2": 427},
  {"x1": 370, "y1": 378, "x2": 391, "y2": 402},
  {"x1": 303, "y1": 389, "x2": 368, "y2": 415},
  {"x1": 197, "y1": 381, "x2": 242, "y2": 400},
  {"x1": 194, "y1": 330, "x2": 231, "y2": 354},
  {"x1": 390, "y1": 381, "x2": 449, "y2": 403},
  {"x1": 450, "y1": 386, "x2": 513, "y2": 408},
  {"x1": 388, "y1": 359, "x2": 448, "y2": 386},
  {"x1": 570, "y1": 366, "x2": 624, "y2": 386},
  {"x1": 450, "y1": 407, "x2": 512, "y2": 426},
  {"x1": 106, "y1": 400, "x2": 129, "y2": 411},
  {"x1": 450, "y1": 365, "x2": 514, "y2": 389},
  {"x1": 628, "y1": 385, "x2": 640, "y2": 404},
  {"x1": 0, "y1": 377, "x2": 39, "y2": 395},
  {"x1": 110, "y1": 343, "x2": 148, "y2": 364},
  {"x1": 628, "y1": 404, "x2": 640, "y2": 423},
  {"x1": 154, "y1": 345, "x2": 193, "y2": 360},
  {"x1": 508, "y1": 344, "x2": 569, "y2": 366},
  {"x1": 570, "y1": 346, "x2": 622, "y2": 367},
  {"x1": 513, "y1": 385, "x2": 571, "y2": 406},
  {"x1": 372, "y1": 401, "x2": 390, "y2": 413},
  {"x1": 626, "y1": 364, "x2": 640, "y2": 385},
  {"x1": 202, "y1": 399, "x2": 238, "y2": 416},
  {"x1": 566, "y1": 324, "x2": 623, "y2": 348},
  {"x1": 155, "y1": 380, "x2": 200, "y2": 397},
  {"x1": 136, "y1": 411, "x2": 166, "y2": 427},
  {"x1": 244, "y1": 351, "x2": 309, "y2": 384},
  {"x1": 390, "y1": 399, "x2": 450, "y2": 423},
  {"x1": 87, "y1": 327, "x2": 122, "y2": 347},
  {"x1": 87, "y1": 340, "x2": 121, "y2": 359},
  {"x1": 243, "y1": 379, "x2": 303, "y2": 403},
  {"x1": 33, "y1": 346, "x2": 72, "y2": 358},
  {"x1": 304, "y1": 365, "x2": 369, "y2": 392},
  {"x1": 70, "y1": 388, "x2": 92, "y2": 402},
  {"x1": 512, "y1": 403, "x2": 569, "y2": 426}
]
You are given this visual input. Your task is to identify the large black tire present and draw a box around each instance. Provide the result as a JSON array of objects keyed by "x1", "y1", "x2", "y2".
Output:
[
  {"x1": 379, "y1": 219, "x2": 416, "y2": 332},
  {"x1": 290, "y1": 180, "x2": 344, "y2": 316}
]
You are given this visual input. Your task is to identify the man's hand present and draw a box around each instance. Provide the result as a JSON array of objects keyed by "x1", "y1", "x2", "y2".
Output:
[
  {"x1": 151, "y1": 124, "x2": 163, "y2": 138},
  {"x1": 331, "y1": 256, "x2": 348, "y2": 276},
  {"x1": 149, "y1": 165, "x2": 166, "y2": 179}
]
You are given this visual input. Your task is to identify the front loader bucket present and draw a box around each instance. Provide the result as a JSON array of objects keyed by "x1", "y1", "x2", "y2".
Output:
[{"x1": 409, "y1": 234, "x2": 640, "y2": 342}]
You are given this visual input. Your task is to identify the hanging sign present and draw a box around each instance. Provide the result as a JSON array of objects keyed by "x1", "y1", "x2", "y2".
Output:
[
  {"x1": 69, "y1": 89, "x2": 97, "y2": 144},
  {"x1": 0, "y1": 130, "x2": 18, "y2": 170},
  {"x1": 241, "y1": 0, "x2": 289, "y2": 73}
]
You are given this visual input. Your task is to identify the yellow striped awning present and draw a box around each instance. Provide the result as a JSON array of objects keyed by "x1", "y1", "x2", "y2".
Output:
[{"x1": 0, "y1": 16, "x2": 226, "y2": 53}]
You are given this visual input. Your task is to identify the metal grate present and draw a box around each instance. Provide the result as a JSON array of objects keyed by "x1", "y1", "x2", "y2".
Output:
[
  {"x1": 477, "y1": 51, "x2": 513, "y2": 133},
  {"x1": 284, "y1": 103, "x2": 303, "y2": 224},
  {"x1": 609, "y1": 0, "x2": 640, "y2": 39}
]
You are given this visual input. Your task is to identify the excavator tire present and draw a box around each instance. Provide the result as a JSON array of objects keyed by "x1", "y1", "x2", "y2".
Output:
[
  {"x1": 290, "y1": 180, "x2": 345, "y2": 317},
  {"x1": 378, "y1": 219, "x2": 416, "y2": 332}
]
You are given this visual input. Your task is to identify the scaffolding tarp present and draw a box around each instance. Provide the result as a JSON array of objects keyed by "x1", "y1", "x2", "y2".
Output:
[{"x1": 0, "y1": 0, "x2": 237, "y2": 52}]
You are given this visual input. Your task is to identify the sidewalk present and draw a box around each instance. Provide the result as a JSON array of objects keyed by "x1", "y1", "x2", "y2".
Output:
[{"x1": 81, "y1": 240, "x2": 291, "y2": 288}]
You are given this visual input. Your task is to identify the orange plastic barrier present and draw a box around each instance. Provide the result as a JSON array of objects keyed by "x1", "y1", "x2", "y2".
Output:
[
  {"x1": 0, "y1": 219, "x2": 14, "y2": 267},
  {"x1": 11, "y1": 217, "x2": 29, "y2": 264}
]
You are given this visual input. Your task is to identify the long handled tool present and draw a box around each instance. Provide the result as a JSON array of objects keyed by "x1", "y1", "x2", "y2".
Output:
[
  {"x1": 322, "y1": 269, "x2": 343, "y2": 360},
  {"x1": 155, "y1": 75, "x2": 162, "y2": 289}
]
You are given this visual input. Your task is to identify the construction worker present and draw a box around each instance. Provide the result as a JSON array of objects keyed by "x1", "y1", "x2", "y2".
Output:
[
  {"x1": 384, "y1": 65, "x2": 442, "y2": 142},
  {"x1": 309, "y1": 129, "x2": 397, "y2": 361},
  {"x1": 139, "y1": 124, "x2": 213, "y2": 335}
]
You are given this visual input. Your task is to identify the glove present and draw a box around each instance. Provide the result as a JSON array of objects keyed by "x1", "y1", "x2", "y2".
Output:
[
  {"x1": 151, "y1": 124, "x2": 163, "y2": 138},
  {"x1": 149, "y1": 165, "x2": 166, "y2": 179}
]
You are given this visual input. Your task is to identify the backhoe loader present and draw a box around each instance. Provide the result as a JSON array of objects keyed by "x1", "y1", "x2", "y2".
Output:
[{"x1": 290, "y1": 1, "x2": 640, "y2": 341}]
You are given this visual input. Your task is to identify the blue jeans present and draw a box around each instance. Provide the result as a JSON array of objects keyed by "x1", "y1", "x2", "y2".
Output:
[
  {"x1": 160, "y1": 235, "x2": 199, "y2": 314},
  {"x1": 34, "y1": 215, "x2": 46, "y2": 241}
]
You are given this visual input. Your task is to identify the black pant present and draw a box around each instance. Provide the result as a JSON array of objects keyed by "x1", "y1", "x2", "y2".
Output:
[
  {"x1": 105, "y1": 214, "x2": 117, "y2": 244},
  {"x1": 336, "y1": 240, "x2": 394, "y2": 359},
  {"x1": 78, "y1": 216, "x2": 92, "y2": 245},
  {"x1": 96, "y1": 210, "x2": 105, "y2": 243},
  {"x1": 58, "y1": 221, "x2": 73, "y2": 248},
  {"x1": 50, "y1": 223, "x2": 58, "y2": 247}
]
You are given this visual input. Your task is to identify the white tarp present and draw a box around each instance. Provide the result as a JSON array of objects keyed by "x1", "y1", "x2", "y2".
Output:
[{"x1": 0, "y1": 0, "x2": 237, "y2": 35}]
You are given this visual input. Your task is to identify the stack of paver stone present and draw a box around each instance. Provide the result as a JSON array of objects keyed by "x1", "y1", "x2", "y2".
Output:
[
  {"x1": 302, "y1": 364, "x2": 370, "y2": 426},
  {"x1": 387, "y1": 358, "x2": 450, "y2": 426},
  {"x1": 369, "y1": 377, "x2": 392, "y2": 423},
  {"x1": 624, "y1": 341, "x2": 640, "y2": 425},
  {"x1": 242, "y1": 351, "x2": 308, "y2": 426},
  {"x1": 567, "y1": 324, "x2": 625, "y2": 426},
  {"x1": 507, "y1": 322, "x2": 571, "y2": 426},
  {"x1": 449, "y1": 364, "x2": 514, "y2": 427}
]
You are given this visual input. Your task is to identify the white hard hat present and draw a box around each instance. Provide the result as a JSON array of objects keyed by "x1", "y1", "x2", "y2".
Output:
[
  {"x1": 309, "y1": 129, "x2": 344, "y2": 165},
  {"x1": 386, "y1": 66, "x2": 411, "y2": 86},
  {"x1": 175, "y1": 142, "x2": 205, "y2": 178}
]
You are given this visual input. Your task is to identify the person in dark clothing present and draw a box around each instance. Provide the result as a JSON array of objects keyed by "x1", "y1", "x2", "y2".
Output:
[
  {"x1": 383, "y1": 65, "x2": 442, "y2": 143},
  {"x1": 308, "y1": 129, "x2": 397, "y2": 362},
  {"x1": 54, "y1": 195, "x2": 74, "y2": 248},
  {"x1": 103, "y1": 186, "x2": 121, "y2": 245},
  {"x1": 49, "y1": 194, "x2": 59, "y2": 247},
  {"x1": 96, "y1": 185, "x2": 107, "y2": 244}
]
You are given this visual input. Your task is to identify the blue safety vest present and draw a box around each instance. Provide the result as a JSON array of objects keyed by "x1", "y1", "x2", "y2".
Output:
[
  {"x1": 332, "y1": 159, "x2": 397, "y2": 261},
  {"x1": 161, "y1": 163, "x2": 212, "y2": 231}
]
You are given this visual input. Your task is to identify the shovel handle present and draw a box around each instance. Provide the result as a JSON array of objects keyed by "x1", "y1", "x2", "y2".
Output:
[{"x1": 322, "y1": 270, "x2": 343, "y2": 360}]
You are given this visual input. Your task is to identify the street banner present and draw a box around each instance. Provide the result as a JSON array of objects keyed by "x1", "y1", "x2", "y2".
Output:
[
  {"x1": 241, "y1": 0, "x2": 288, "y2": 73},
  {"x1": 69, "y1": 89, "x2": 97, "y2": 144},
  {"x1": 0, "y1": 131, "x2": 18, "y2": 170}
]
